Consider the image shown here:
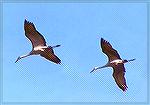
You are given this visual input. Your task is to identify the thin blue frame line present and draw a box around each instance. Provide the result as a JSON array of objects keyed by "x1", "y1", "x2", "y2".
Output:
[
  {"x1": 0, "y1": 2, "x2": 3, "y2": 105},
  {"x1": 147, "y1": 2, "x2": 150, "y2": 105},
  {"x1": 1, "y1": 0, "x2": 150, "y2": 3},
  {"x1": 2, "y1": 101, "x2": 148, "y2": 105}
]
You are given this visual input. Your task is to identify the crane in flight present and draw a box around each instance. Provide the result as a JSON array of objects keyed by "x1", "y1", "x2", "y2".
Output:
[
  {"x1": 15, "y1": 19, "x2": 61, "y2": 64},
  {"x1": 90, "y1": 38, "x2": 135, "y2": 92}
]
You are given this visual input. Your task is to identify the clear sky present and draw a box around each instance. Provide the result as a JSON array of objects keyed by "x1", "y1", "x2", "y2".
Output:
[{"x1": 2, "y1": 2, "x2": 148, "y2": 104}]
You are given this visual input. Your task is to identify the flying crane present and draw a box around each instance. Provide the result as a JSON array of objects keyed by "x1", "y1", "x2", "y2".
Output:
[
  {"x1": 15, "y1": 19, "x2": 61, "y2": 64},
  {"x1": 90, "y1": 38, "x2": 135, "y2": 91}
]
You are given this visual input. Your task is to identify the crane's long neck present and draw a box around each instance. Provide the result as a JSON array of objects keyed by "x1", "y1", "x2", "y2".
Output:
[
  {"x1": 15, "y1": 53, "x2": 31, "y2": 63},
  {"x1": 20, "y1": 54, "x2": 30, "y2": 59},
  {"x1": 90, "y1": 64, "x2": 108, "y2": 73}
]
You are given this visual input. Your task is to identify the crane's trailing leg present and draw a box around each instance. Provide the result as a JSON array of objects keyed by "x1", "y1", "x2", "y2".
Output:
[
  {"x1": 128, "y1": 58, "x2": 135, "y2": 62},
  {"x1": 50, "y1": 45, "x2": 61, "y2": 49},
  {"x1": 123, "y1": 58, "x2": 136, "y2": 63}
]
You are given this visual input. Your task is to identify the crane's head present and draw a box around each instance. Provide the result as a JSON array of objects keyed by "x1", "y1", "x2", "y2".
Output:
[
  {"x1": 15, "y1": 56, "x2": 21, "y2": 63},
  {"x1": 90, "y1": 67, "x2": 97, "y2": 73}
]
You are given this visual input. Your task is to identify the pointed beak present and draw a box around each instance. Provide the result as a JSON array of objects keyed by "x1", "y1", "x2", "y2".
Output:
[
  {"x1": 90, "y1": 67, "x2": 96, "y2": 73},
  {"x1": 15, "y1": 57, "x2": 21, "y2": 63}
]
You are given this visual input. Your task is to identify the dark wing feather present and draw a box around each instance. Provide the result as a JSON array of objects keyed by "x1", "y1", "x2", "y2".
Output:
[
  {"x1": 24, "y1": 19, "x2": 46, "y2": 48},
  {"x1": 112, "y1": 64, "x2": 128, "y2": 92},
  {"x1": 101, "y1": 38, "x2": 121, "y2": 61},
  {"x1": 40, "y1": 48, "x2": 61, "y2": 64}
]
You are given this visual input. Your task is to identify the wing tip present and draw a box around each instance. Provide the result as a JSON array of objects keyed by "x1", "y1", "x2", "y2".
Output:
[
  {"x1": 101, "y1": 37, "x2": 104, "y2": 41},
  {"x1": 100, "y1": 37, "x2": 112, "y2": 47},
  {"x1": 101, "y1": 37, "x2": 108, "y2": 43},
  {"x1": 54, "y1": 56, "x2": 61, "y2": 64},
  {"x1": 121, "y1": 85, "x2": 128, "y2": 92},
  {"x1": 100, "y1": 37, "x2": 106, "y2": 47},
  {"x1": 57, "y1": 60, "x2": 61, "y2": 64},
  {"x1": 53, "y1": 57, "x2": 61, "y2": 64},
  {"x1": 24, "y1": 19, "x2": 33, "y2": 25},
  {"x1": 123, "y1": 87, "x2": 128, "y2": 92},
  {"x1": 24, "y1": 19, "x2": 30, "y2": 25},
  {"x1": 24, "y1": 19, "x2": 28, "y2": 23},
  {"x1": 101, "y1": 37, "x2": 106, "y2": 44}
]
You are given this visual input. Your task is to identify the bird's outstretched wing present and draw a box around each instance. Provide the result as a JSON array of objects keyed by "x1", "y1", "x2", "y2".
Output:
[
  {"x1": 40, "y1": 48, "x2": 61, "y2": 64},
  {"x1": 112, "y1": 64, "x2": 128, "y2": 92},
  {"x1": 24, "y1": 19, "x2": 46, "y2": 48},
  {"x1": 101, "y1": 38, "x2": 121, "y2": 61}
]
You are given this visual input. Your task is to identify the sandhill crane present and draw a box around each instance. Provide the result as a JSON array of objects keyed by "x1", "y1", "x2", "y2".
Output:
[
  {"x1": 15, "y1": 19, "x2": 61, "y2": 64},
  {"x1": 90, "y1": 38, "x2": 135, "y2": 92}
]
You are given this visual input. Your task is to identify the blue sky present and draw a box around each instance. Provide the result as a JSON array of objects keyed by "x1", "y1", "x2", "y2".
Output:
[{"x1": 2, "y1": 2, "x2": 148, "y2": 104}]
